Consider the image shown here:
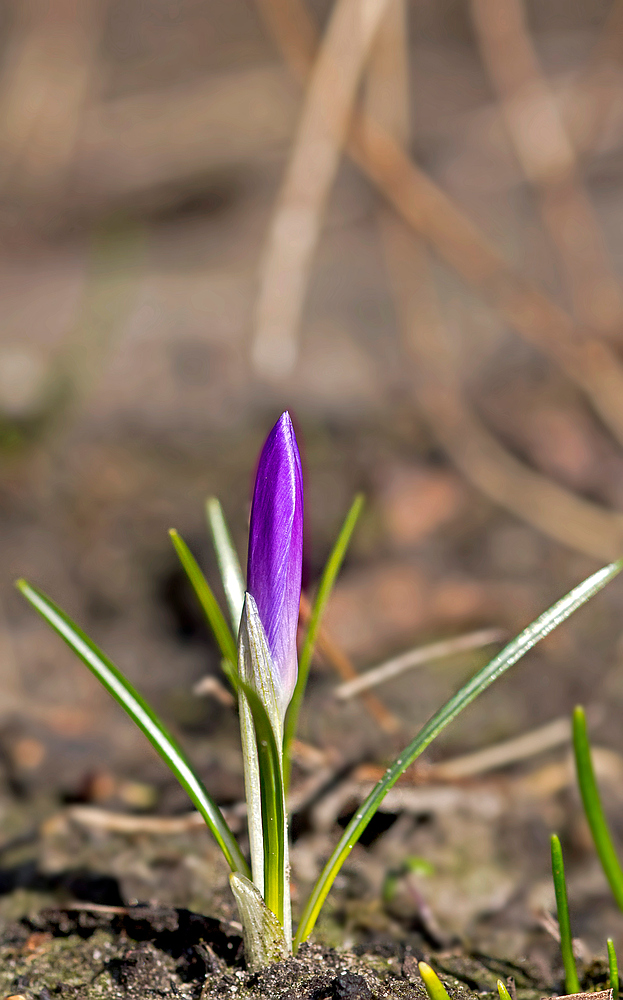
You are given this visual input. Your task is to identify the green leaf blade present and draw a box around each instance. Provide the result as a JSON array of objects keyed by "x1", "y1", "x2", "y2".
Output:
[
  {"x1": 419, "y1": 962, "x2": 451, "y2": 1000},
  {"x1": 206, "y1": 497, "x2": 245, "y2": 633},
  {"x1": 294, "y1": 559, "x2": 623, "y2": 949},
  {"x1": 284, "y1": 494, "x2": 364, "y2": 777},
  {"x1": 551, "y1": 833, "x2": 580, "y2": 994},
  {"x1": 169, "y1": 529, "x2": 237, "y2": 671},
  {"x1": 16, "y1": 578, "x2": 249, "y2": 879},
  {"x1": 573, "y1": 705, "x2": 623, "y2": 909},
  {"x1": 496, "y1": 981, "x2": 512, "y2": 1000},
  {"x1": 609, "y1": 937, "x2": 619, "y2": 1000},
  {"x1": 238, "y1": 679, "x2": 286, "y2": 931}
]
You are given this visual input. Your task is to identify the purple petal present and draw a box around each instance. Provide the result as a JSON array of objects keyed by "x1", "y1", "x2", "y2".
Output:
[{"x1": 247, "y1": 412, "x2": 303, "y2": 707}]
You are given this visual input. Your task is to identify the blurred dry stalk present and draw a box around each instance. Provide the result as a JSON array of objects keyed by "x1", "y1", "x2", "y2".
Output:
[
  {"x1": 78, "y1": 65, "x2": 300, "y2": 206},
  {"x1": 365, "y1": 1, "x2": 623, "y2": 560},
  {"x1": 0, "y1": 6, "x2": 301, "y2": 211},
  {"x1": 561, "y1": 0, "x2": 623, "y2": 155},
  {"x1": 0, "y1": 0, "x2": 102, "y2": 200},
  {"x1": 252, "y1": 0, "x2": 393, "y2": 380},
  {"x1": 470, "y1": 0, "x2": 623, "y2": 338},
  {"x1": 299, "y1": 593, "x2": 400, "y2": 734},
  {"x1": 428, "y1": 716, "x2": 572, "y2": 780},
  {"x1": 256, "y1": 0, "x2": 623, "y2": 452},
  {"x1": 334, "y1": 627, "x2": 505, "y2": 701},
  {"x1": 363, "y1": 0, "x2": 409, "y2": 150},
  {"x1": 257, "y1": 0, "x2": 623, "y2": 559},
  {"x1": 382, "y1": 223, "x2": 623, "y2": 560}
]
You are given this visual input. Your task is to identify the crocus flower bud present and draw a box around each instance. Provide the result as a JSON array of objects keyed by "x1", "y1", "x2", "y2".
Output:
[{"x1": 247, "y1": 412, "x2": 303, "y2": 716}]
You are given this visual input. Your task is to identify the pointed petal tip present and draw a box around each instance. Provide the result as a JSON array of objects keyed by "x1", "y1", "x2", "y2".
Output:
[
  {"x1": 241, "y1": 590, "x2": 253, "y2": 619},
  {"x1": 247, "y1": 414, "x2": 303, "y2": 710},
  {"x1": 272, "y1": 410, "x2": 300, "y2": 461}
]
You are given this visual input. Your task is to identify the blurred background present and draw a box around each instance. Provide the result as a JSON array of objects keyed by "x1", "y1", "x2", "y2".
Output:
[{"x1": 3, "y1": 0, "x2": 623, "y2": 966}]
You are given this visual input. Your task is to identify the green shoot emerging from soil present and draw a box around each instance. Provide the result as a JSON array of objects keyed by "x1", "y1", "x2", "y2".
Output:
[
  {"x1": 550, "y1": 833, "x2": 580, "y2": 995},
  {"x1": 419, "y1": 962, "x2": 451, "y2": 1000},
  {"x1": 609, "y1": 937, "x2": 619, "y2": 1000},
  {"x1": 496, "y1": 980, "x2": 513, "y2": 1000},
  {"x1": 15, "y1": 413, "x2": 623, "y2": 970},
  {"x1": 573, "y1": 705, "x2": 623, "y2": 910}
]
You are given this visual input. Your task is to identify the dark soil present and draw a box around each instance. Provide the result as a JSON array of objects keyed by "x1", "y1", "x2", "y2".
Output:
[{"x1": 0, "y1": 904, "x2": 595, "y2": 1000}]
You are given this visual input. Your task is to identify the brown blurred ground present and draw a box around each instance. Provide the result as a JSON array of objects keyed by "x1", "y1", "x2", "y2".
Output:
[{"x1": 2, "y1": 0, "x2": 623, "y2": 961}]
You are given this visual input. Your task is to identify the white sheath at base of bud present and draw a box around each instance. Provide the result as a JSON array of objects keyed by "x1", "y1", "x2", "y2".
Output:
[{"x1": 229, "y1": 873, "x2": 289, "y2": 972}]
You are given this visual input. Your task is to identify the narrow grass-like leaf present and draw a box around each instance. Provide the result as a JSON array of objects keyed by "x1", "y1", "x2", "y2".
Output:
[
  {"x1": 284, "y1": 494, "x2": 364, "y2": 779},
  {"x1": 237, "y1": 594, "x2": 282, "y2": 906},
  {"x1": 229, "y1": 874, "x2": 288, "y2": 972},
  {"x1": 237, "y1": 596, "x2": 288, "y2": 937},
  {"x1": 418, "y1": 962, "x2": 451, "y2": 1000},
  {"x1": 237, "y1": 687, "x2": 263, "y2": 897},
  {"x1": 206, "y1": 497, "x2": 245, "y2": 632},
  {"x1": 294, "y1": 560, "x2": 622, "y2": 949},
  {"x1": 169, "y1": 529, "x2": 237, "y2": 678},
  {"x1": 551, "y1": 833, "x2": 580, "y2": 994},
  {"x1": 16, "y1": 578, "x2": 249, "y2": 878},
  {"x1": 204, "y1": 501, "x2": 266, "y2": 901},
  {"x1": 235, "y1": 675, "x2": 286, "y2": 934},
  {"x1": 496, "y1": 981, "x2": 513, "y2": 1000},
  {"x1": 573, "y1": 705, "x2": 623, "y2": 909},
  {"x1": 609, "y1": 938, "x2": 619, "y2": 1000}
]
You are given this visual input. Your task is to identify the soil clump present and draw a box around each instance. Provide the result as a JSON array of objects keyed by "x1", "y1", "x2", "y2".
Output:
[{"x1": 0, "y1": 903, "x2": 606, "y2": 1000}]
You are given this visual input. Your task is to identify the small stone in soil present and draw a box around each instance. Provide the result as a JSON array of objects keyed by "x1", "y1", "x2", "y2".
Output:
[{"x1": 332, "y1": 971, "x2": 374, "y2": 999}]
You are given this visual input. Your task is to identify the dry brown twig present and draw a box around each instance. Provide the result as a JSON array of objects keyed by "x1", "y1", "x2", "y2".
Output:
[
  {"x1": 429, "y1": 716, "x2": 571, "y2": 781},
  {"x1": 362, "y1": 0, "x2": 409, "y2": 154},
  {"x1": 253, "y1": 0, "x2": 320, "y2": 93},
  {"x1": 64, "y1": 802, "x2": 247, "y2": 836},
  {"x1": 334, "y1": 627, "x2": 505, "y2": 701},
  {"x1": 252, "y1": 0, "x2": 393, "y2": 379},
  {"x1": 77, "y1": 65, "x2": 300, "y2": 206},
  {"x1": 383, "y1": 222, "x2": 623, "y2": 560},
  {"x1": 536, "y1": 908, "x2": 589, "y2": 963},
  {"x1": 256, "y1": 0, "x2": 623, "y2": 452},
  {"x1": 57, "y1": 3, "x2": 623, "y2": 214},
  {"x1": 0, "y1": 0, "x2": 102, "y2": 198},
  {"x1": 193, "y1": 675, "x2": 236, "y2": 707},
  {"x1": 561, "y1": 0, "x2": 623, "y2": 157},
  {"x1": 361, "y1": 0, "x2": 623, "y2": 558},
  {"x1": 255, "y1": 1, "x2": 623, "y2": 563},
  {"x1": 352, "y1": 121, "x2": 623, "y2": 452},
  {"x1": 309, "y1": 729, "x2": 620, "y2": 833},
  {"x1": 299, "y1": 592, "x2": 401, "y2": 734},
  {"x1": 471, "y1": 0, "x2": 623, "y2": 339},
  {"x1": 66, "y1": 774, "x2": 342, "y2": 832},
  {"x1": 65, "y1": 805, "x2": 208, "y2": 835},
  {"x1": 361, "y1": 0, "x2": 623, "y2": 560}
]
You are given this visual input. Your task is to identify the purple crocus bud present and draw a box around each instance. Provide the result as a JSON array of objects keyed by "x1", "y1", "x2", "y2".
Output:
[{"x1": 247, "y1": 412, "x2": 303, "y2": 714}]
